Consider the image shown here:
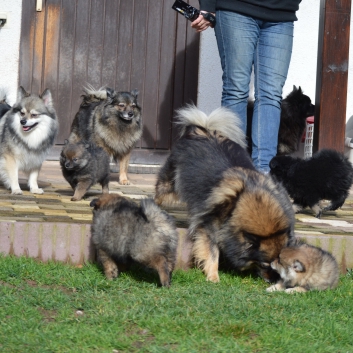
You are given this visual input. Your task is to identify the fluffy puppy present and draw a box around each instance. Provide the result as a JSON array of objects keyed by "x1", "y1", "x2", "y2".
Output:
[
  {"x1": 155, "y1": 105, "x2": 295, "y2": 283},
  {"x1": 270, "y1": 149, "x2": 353, "y2": 218},
  {"x1": 90, "y1": 194, "x2": 178, "y2": 287},
  {"x1": 266, "y1": 242, "x2": 339, "y2": 293},
  {"x1": 247, "y1": 86, "x2": 315, "y2": 155},
  {"x1": 60, "y1": 140, "x2": 110, "y2": 201}
]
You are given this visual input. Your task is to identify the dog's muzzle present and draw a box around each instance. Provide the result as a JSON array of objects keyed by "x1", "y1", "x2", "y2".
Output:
[
  {"x1": 120, "y1": 111, "x2": 134, "y2": 122},
  {"x1": 20, "y1": 119, "x2": 38, "y2": 132}
]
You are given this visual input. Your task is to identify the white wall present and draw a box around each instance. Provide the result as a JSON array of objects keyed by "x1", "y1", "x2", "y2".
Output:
[
  {"x1": 0, "y1": 0, "x2": 22, "y2": 105},
  {"x1": 197, "y1": 0, "x2": 353, "y2": 126}
]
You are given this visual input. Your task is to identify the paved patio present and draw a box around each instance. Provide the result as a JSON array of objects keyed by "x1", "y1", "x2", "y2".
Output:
[{"x1": 0, "y1": 160, "x2": 353, "y2": 272}]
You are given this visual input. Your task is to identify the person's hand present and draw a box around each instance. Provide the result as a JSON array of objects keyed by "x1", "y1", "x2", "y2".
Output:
[{"x1": 191, "y1": 12, "x2": 215, "y2": 32}]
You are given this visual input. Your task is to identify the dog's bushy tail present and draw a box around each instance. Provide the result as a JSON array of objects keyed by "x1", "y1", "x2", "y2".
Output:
[
  {"x1": 175, "y1": 104, "x2": 247, "y2": 149},
  {"x1": 82, "y1": 84, "x2": 109, "y2": 100}
]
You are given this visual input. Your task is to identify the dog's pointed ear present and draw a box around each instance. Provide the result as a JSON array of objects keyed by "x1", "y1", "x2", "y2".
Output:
[
  {"x1": 131, "y1": 89, "x2": 139, "y2": 100},
  {"x1": 40, "y1": 89, "x2": 54, "y2": 108},
  {"x1": 293, "y1": 85, "x2": 298, "y2": 91},
  {"x1": 106, "y1": 87, "x2": 115, "y2": 98},
  {"x1": 292, "y1": 260, "x2": 305, "y2": 272},
  {"x1": 90, "y1": 198, "x2": 99, "y2": 209},
  {"x1": 18, "y1": 86, "x2": 30, "y2": 101}
]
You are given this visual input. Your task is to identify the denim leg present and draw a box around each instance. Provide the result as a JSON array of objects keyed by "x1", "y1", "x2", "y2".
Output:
[
  {"x1": 214, "y1": 11, "x2": 260, "y2": 132},
  {"x1": 252, "y1": 21, "x2": 294, "y2": 172}
]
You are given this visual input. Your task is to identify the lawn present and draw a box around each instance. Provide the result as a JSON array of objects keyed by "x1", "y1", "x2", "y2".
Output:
[{"x1": 0, "y1": 254, "x2": 352, "y2": 353}]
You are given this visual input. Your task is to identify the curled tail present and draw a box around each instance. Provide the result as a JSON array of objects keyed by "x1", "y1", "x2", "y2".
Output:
[{"x1": 175, "y1": 104, "x2": 247, "y2": 149}]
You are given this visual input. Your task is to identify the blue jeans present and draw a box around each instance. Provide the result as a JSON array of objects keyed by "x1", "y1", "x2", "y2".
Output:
[{"x1": 214, "y1": 11, "x2": 294, "y2": 172}]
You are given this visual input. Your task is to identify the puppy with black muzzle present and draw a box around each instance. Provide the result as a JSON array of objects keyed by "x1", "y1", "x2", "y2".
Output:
[
  {"x1": 270, "y1": 149, "x2": 353, "y2": 218},
  {"x1": 90, "y1": 194, "x2": 178, "y2": 287},
  {"x1": 266, "y1": 242, "x2": 339, "y2": 293},
  {"x1": 60, "y1": 140, "x2": 110, "y2": 201}
]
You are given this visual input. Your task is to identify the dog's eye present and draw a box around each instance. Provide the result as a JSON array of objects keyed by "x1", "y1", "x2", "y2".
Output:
[
  {"x1": 20, "y1": 112, "x2": 25, "y2": 116},
  {"x1": 131, "y1": 103, "x2": 136, "y2": 107},
  {"x1": 31, "y1": 114, "x2": 38, "y2": 118},
  {"x1": 118, "y1": 103, "x2": 125, "y2": 108},
  {"x1": 73, "y1": 158, "x2": 78, "y2": 162}
]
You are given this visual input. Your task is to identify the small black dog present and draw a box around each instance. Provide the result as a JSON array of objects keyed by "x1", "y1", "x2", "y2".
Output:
[
  {"x1": 270, "y1": 149, "x2": 353, "y2": 218},
  {"x1": 247, "y1": 86, "x2": 315, "y2": 155},
  {"x1": 60, "y1": 140, "x2": 110, "y2": 201}
]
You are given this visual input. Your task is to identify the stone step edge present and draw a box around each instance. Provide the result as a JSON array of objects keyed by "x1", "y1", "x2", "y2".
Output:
[{"x1": 0, "y1": 221, "x2": 351, "y2": 273}]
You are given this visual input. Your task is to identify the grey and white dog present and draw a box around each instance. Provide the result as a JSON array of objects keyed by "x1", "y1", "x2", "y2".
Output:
[{"x1": 0, "y1": 86, "x2": 59, "y2": 194}]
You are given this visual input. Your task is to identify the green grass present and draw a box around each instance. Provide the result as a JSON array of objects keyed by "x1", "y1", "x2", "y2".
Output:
[{"x1": 0, "y1": 255, "x2": 352, "y2": 353}]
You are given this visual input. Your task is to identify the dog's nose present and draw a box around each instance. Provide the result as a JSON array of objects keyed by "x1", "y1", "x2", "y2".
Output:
[
  {"x1": 128, "y1": 111, "x2": 134, "y2": 117},
  {"x1": 20, "y1": 119, "x2": 27, "y2": 125},
  {"x1": 65, "y1": 162, "x2": 71, "y2": 168}
]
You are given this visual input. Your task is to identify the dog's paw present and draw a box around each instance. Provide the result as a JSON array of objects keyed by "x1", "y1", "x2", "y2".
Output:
[
  {"x1": 11, "y1": 188, "x2": 23, "y2": 195},
  {"x1": 266, "y1": 283, "x2": 284, "y2": 292},
  {"x1": 206, "y1": 273, "x2": 220, "y2": 283},
  {"x1": 266, "y1": 285, "x2": 279, "y2": 292},
  {"x1": 71, "y1": 196, "x2": 82, "y2": 201},
  {"x1": 285, "y1": 287, "x2": 307, "y2": 294},
  {"x1": 292, "y1": 204, "x2": 303, "y2": 213},
  {"x1": 30, "y1": 188, "x2": 44, "y2": 194},
  {"x1": 119, "y1": 178, "x2": 130, "y2": 185}
]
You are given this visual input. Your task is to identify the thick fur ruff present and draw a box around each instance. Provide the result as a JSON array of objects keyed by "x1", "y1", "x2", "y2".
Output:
[
  {"x1": 247, "y1": 86, "x2": 315, "y2": 155},
  {"x1": 60, "y1": 140, "x2": 110, "y2": 201},
  {"x1": 90, "y1": 194, "x2": 178, "y2": 287},
  {"x1": 267, "y1": 242, "x2": 339, "y2": 293},
  {"x1": 68, "y1": 86, "x2": 143, "y2": 185},
  {"x1": 155, "y1": 105, "x2": 295, "y2": 283},
  {"x1": 0, "y1": 86, "x2": 59, "y2": 194},
  {"x1": 270, "y1": 149, "x2": 353, "y2": 218}
]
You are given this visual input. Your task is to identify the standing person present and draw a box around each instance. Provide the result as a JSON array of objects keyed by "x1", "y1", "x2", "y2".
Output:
[{"x1": 192, "y1": 0, "x2": 302, "y2": 173}]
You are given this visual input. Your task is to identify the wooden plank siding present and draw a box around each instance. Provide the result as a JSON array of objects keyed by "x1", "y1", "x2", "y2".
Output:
[
  {"x1": 314, "y1": 0, "x2": 351, "y2": 153},
  {"x1": 19, "y1": 0, "x2": 200, "y2": 155}
]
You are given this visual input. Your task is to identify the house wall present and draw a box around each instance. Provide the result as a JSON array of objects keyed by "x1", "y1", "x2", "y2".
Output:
[
  {"x1": 0, "y1": 0, "x2": 22, "y2": 104},
  {"x1": 197, "y1": 0, "x2": 353, "y2": 127},
  {"x1": 1, "y1": 1, "x2": 353, "y2": 125}
]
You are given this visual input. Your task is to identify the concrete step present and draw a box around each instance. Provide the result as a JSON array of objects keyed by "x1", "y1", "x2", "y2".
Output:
[{"x1": 0, "y1": 161, "x2": 352, "y2": 274}]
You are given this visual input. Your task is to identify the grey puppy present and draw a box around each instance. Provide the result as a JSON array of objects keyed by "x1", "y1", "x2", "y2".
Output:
[
  {"x1": 69, "y1": 87, "x2": 143, "y2": 185},
  {"x1": 90, "y1": 194, "x2": 178, "y2": 287},
  {"x1": 266, "y1": 242, "x2": 339, "y2": 293},
  {"x1": 60, "y1": 140, "x2": 110, "y2": 201}
]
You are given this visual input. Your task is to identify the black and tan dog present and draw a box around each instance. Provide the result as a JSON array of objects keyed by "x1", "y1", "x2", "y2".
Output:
[
  {"x1": 69, "y1": 86, "x2": 142, "y2": 185},
  {"x1": 60, "y1": 140, "x2": 110, "y2": 201},
  {"x1": 155, "y1": 105, "x2": 295, "y2": 283},
  {"x1": 90, "y1": 194, "x2": 178, "y2": 287}
]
